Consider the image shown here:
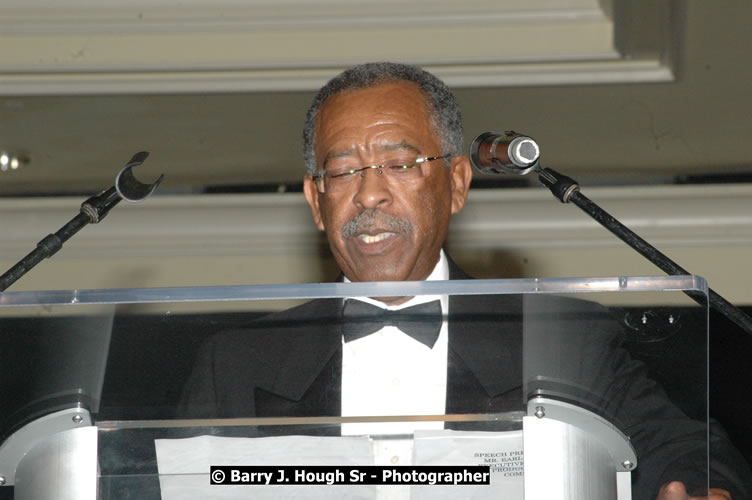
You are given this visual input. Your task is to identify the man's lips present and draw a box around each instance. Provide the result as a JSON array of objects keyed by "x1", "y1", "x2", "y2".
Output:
[{"x1": 357, "y1": 232, "x2": 397, "y2": 244}]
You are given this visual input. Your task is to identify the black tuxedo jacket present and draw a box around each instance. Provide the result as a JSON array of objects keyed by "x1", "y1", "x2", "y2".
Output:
[
  {"x1": 179, "y1": 262, "x2": 527, "y2": 421},
  {"x1": 178, "y1": 259, "x2": 751, "y2": 498}
]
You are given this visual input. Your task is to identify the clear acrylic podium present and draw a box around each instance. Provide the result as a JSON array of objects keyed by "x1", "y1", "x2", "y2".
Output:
[{"x1": 0, "y1": 275, "x2": 710, "y2": 499}]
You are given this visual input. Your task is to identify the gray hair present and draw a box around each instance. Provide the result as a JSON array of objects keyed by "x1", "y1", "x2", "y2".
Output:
[{"x1": 302, "y1": 62, "x2": 464, "y2": 175}]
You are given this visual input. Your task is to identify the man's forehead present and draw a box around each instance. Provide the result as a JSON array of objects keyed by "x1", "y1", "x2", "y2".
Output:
[{"x1": 315, "y1": 82, "x2": 435, "y2": 164}]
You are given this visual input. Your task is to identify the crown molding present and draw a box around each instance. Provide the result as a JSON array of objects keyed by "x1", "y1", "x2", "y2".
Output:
[
  {"x1": 0, "y1": 59, "x2": 672, "y2": 96},
  {"x1": 0, "y1": 0, "x2": 676, "y2": 95},
  {"x1": 1, "y1": 184, "x2": 751, "y2": 261},
  {"x1": 1, "y1": 1, "x2": 606, "y2": 34}
]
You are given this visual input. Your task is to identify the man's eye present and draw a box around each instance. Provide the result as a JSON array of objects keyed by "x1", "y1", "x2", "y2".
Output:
[
  {"x1": 329, "y1": 169, "x2": 358, "y2": 179},
  {"x1": 386, "y1": 164, "x2": 417, "y2": 174}
]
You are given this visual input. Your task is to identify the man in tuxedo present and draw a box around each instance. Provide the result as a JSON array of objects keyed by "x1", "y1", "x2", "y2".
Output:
[{"x1": 181, "y1": 62, "x2": 747, "y2": 499}]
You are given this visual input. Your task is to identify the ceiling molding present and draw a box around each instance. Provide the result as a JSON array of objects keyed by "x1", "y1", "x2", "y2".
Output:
[
  {"x1": 0, "y1": 0, "x2": 676, "y2": 95},
  {"x1": 1, "y1": 184, "x2": 751, "y2": 261},
  {"x1": 1, "y1": 1, "x2": 607, "y2": 34},
  {"x1": 0, "y1": 22, "x2": 615, "y2": 73},
  {"x1": 0, "y1": 59, "x2": 672, "y2": 96}
]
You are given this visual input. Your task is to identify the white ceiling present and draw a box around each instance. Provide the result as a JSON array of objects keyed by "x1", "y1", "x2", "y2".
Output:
[{"x1": 0, "y1": 0, "x2": 750, "y2": 196}]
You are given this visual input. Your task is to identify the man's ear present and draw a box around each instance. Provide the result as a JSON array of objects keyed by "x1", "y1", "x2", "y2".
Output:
[
  {"x1": 303, "y1": 175, "x2": 326, "y2": 231},
  {"x1": 449, "y1": 155, "x2": 473, "y2": 215}
]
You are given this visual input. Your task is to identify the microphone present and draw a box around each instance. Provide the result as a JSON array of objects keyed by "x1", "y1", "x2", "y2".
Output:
[
  {"x1": 470, "y1": 131, "x2": 540, "y2": 175},
  {"x1": 470, "y1": 131, "x2": 752, "y2": 337}
]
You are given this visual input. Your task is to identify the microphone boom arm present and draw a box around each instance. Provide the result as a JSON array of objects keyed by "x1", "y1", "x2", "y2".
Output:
[
  {"x1": 537, "y1": 166, "x2": 752, "y2": 335},
  {"x1": 0, "y1": 152, "x2": 163, "y2": 292}
]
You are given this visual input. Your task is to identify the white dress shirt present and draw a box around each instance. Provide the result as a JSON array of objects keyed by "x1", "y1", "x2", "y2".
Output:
[{"x1": 341, "y1": 250, "x2": 449, "y2": 438}]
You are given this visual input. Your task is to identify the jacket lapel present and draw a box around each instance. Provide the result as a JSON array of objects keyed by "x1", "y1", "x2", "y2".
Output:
[
  {"x1": 447, "y1": 256, "x2": 523, "y2": 399},
  {"x1": 259, "y1": 298, "x2": 343, "y2": 403}
]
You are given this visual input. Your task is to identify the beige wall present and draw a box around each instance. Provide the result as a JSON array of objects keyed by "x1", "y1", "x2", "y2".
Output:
[{"x1": 2, "y1": 184, "x2": 751, "y2": 305}]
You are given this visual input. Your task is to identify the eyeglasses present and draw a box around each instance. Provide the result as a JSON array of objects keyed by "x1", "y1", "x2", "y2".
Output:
[{"x1": 313, "y1": 154, "x2": 450, "y2": 194}]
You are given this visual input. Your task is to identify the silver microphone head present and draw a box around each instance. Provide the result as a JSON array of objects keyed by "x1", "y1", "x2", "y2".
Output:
[{"x1": 470, "y1": 131, "x2": 540, "y2": 175}]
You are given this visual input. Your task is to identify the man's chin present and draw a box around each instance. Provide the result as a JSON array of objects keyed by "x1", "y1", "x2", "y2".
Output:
[
  {"x1": 340, "y1": 254, "x2": 436, "y2": 286},
  {"x1": 342, "y1": 261, "x2": 412, "y2": 284}
]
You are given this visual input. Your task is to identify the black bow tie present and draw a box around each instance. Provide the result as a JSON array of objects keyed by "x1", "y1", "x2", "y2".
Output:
[{"x1": 342, "y1": 299, "x2": 442, "y2": 348}]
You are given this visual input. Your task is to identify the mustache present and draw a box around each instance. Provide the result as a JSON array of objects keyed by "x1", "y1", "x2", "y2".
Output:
[{"x1": 341, "y1": 209, "x2": 412, "y2": 239}]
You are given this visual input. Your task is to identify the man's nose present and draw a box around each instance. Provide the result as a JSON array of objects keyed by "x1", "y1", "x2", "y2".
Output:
[{"x1": 352, "y1": 167, "x2": 392, "y2": 209}]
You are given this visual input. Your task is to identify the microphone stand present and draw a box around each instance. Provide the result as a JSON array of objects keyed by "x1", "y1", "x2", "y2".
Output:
[
  {"x1": 0, "y1": 152, "x2": 164, "y2": 292},
  {"x1": 536, "y1": 166, "x2": 752, "y2": 335}
]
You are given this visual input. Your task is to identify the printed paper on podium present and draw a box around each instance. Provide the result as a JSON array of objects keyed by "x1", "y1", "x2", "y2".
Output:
[
  {"x1": 155, "y1": 429, "x2": 522, "y2": 500},
  {"x1": 155, "y1": 434, "x2": 375, "y2": 500},
  {"x1": 411, "y1": 429, "x2": 523, "y2": 499}
]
